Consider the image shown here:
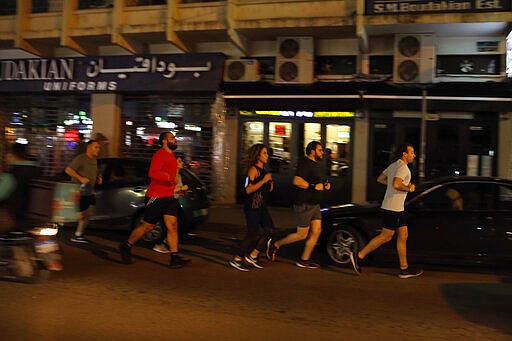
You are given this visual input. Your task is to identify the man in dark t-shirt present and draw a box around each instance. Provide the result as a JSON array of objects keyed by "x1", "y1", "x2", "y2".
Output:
[{"x1": 266, "y1": 141, "x2": 330, "y2": 269}]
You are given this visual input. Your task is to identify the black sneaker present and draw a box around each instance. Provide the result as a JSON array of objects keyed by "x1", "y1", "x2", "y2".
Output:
[
  {"x1": 349, "y1": 251, "x2": 362, "y2": 274},
  {"x1": 244, "y1": 255, "x2": 263, "y2": 269},
  {"x1": 296, "y1": 259, "x2": 320, "y2": 269},
  {"x1": 229, "y1": 258, "x2": 250, "y2": 272},
  {"x1": 71, "y1": 235, "x2": 88, "y2": 243},
  {"x1": 119, "y1": 242, "x2": 132, "y2": 264},
  {"x1": 169, "y1": 254, "x2": 191, "y2": 269},
  {"x1": 266, "y1": 239, "x2": 278, "y2": 261},
  {"x1": 398, "y1": 267, "x2": 423, "y2": 279}
]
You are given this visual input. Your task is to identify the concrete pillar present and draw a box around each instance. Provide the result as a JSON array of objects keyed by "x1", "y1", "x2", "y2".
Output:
[
  {"x1": 352, "y1": 114, "x2": 369, "y2": 203},
  {"x1": 90, "y1": 93, "x2": 122, "y2": 158},
  {"x1": 215, "y1": 114, "x2": 239, "y2": 204},
  {"x1": 498, "y1": 112, "x2": 512, "y2": 179}
]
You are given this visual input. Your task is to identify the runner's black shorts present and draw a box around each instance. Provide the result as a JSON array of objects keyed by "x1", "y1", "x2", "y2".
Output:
[
  {"x1": 381, "y1": 209, "x2": 407, "y2": 230},
  {"x1": 143, "y1": 196, "x2": 178, "y2": 225},
  {"x1": 79, "y1": 194, "x2": 96, "y2": 212}
]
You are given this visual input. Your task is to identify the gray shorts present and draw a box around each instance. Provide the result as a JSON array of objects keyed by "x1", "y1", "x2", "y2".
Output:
[{"x1": 293, "y1": 203, "x2": 321, "y2": 228}]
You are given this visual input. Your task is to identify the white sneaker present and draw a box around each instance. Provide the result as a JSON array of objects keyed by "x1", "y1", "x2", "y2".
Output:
[{"x1": 152, "y1": 243, "x2": 170, "y2": 253}]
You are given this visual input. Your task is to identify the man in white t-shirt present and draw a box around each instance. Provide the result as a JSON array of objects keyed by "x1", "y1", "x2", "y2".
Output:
[{"x1": 350, "y1": 143, "x2": 423, "y2": 279}]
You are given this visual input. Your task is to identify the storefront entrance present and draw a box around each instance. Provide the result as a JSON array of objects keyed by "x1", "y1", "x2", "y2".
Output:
[
  {"x1": 238, "y1": 111, "x2": 354, "y2": 207},
  {"x1": 367, "y1": 112, "x2": 498, "y2": 201}
]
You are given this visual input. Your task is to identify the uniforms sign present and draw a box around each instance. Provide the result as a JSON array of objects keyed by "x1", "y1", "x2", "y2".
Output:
[{"x1": 0, "y1": 53, "x2": 225, "y2": 93}]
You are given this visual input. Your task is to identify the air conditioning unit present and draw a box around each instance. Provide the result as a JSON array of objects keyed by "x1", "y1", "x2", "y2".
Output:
[
  {"x1": 223, "y1": 59, "x2": 261, "y2": 82},
  {"x1": 393, "y1": 34, "x2": 436, "y2": 84},
  {"x1": 275, "y1": 36, "x2": 314, "y2": 84}
]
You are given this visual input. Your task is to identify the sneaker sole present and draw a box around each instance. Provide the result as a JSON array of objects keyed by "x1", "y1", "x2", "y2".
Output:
[
  {"x1": 244, "y1": 257, "x2": 263, "y2": 269},
  {"x1": 70, "y1": 239, "x2": 88, "y2": 243},
  {"x1": 349, "y1": 252, "x2": 361, "y2": 274},
  {"x1": 229, "y1": 261, "x2": 250, "y2": 272},
  {"x1": 153, "y1": 248, "x2": 171, "y2": 254},
  {"x1": 295, "y1": 262, "x2": 319, "y2": 269},
  {"x1": 398, "y1": 271, "x2": 423, "y2": 279}
]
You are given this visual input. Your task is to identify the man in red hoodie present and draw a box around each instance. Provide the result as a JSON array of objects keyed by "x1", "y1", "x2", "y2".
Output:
[{"x1": 119, "y1": 132, "x2": 190, "y2": 268}]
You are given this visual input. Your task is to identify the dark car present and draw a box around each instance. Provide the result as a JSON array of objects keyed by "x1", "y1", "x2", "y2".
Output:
[
  {"x1": 28, "y1": 158, "x2": 209, "y2": 243},
  {"x1": 321, "y1": 176, "x2": 512, "y2": 268}
]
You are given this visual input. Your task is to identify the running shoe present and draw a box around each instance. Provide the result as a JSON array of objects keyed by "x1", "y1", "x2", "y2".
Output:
[
  {"x1": 296, "y1": 259, "x2": 320, "y2": 269},
  {"x1": 229, "y1": 258, "x2": 250, "y2": 272},
  {"x1": 244, "y1": 255, "x2": 263, "y2": 269},
  {"x1": 266, "y1": 239, "x2": 278, "y2": 261},
  {"x1": 349, "y1": 251, "x2": 362, "y2": 274},
  {"x1": 398, "y1": 267, "x2": 423, "y2": 279},
  {"x1": 119, "y1": 242, "x2": 132, "y2": 264},
  {"x1": 169, "y1": 254, "x2": 191, "y2": 269},
  {"x1": 153, "y1": 243, "x2": 170, "y2": 253},
  {"x1": 70, "y1": 235, "x2": 88, "y2": 243}
]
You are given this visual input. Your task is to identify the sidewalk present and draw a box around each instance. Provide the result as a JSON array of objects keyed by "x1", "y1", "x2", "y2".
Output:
[{"x1": 203, "y1": 204, "x2": 296, "y2": 234}]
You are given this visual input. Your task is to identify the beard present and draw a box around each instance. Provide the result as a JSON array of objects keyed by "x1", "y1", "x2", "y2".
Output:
[
  {"x1": 315, "y1": 154, "x2": 323, "y2": 161},
  {"x1": 169, "y1": 143, "x2": 178, "y2": 150}
]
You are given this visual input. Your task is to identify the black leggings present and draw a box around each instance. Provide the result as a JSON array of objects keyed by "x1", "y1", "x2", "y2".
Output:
[{"x1": 238, "y1": 208, "x2": 275, "y2": 257}]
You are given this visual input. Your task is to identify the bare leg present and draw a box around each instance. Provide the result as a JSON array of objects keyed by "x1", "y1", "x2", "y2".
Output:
[
  {"x1": 128, "y1": 221, "x2": 155, "y2": 245},
  {"x1": 275, "y1": 226, "x2": 309, "y2": 249},
  {"x1": 75, "y1": 206, "x2": 93, "y2": 235},
  {"x1": 396, "y1": 226, "x2": 409, "y2": 269},
  {"x1": 301, "y1": 220, "x2": 322, "y2": 260},
  {"x1": 163, "y1": 214, "x2": 178, "y2": 253},
  {"x1": 358, "y1": 228, "x2": 395, "y2": 259}
]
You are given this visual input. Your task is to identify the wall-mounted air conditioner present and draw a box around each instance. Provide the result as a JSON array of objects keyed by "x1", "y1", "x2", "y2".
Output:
[
  {"x1": 275, "y1": 36, "x2": 314, "y2": 84},
  {"x1": 223, "y1": 59, "x2": 261, "y2": 82},
  {"x1": 393, "y1": 34, "x2": 436, "y2": 84}
]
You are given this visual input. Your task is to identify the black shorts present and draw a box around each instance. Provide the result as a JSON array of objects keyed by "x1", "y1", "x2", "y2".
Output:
[
  {"x1": 381, "y1": 209, "x2": 407, "y2": 230},
  {"x1": 143, "y1": 196, "x2": 178, "y2": 225},
  {"x1": 79, "y1": 195, "x2": 96, "y2": 212}
]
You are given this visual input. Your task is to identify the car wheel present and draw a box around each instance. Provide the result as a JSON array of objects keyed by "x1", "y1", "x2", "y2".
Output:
[
  {"x1": 326, "y1": 225, "x2": 364, "y2": 265},
  {"x1": 132, "y1": 212, "x2": 164, "y2": 244}
]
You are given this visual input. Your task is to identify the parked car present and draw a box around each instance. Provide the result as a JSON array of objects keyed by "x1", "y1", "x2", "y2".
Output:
[
  {"x1": 27, "y1": 158, "x2": 209, "y2": 243},
  {"x1": 321, "y1": 176, "x2": 512, "y2": 268}
]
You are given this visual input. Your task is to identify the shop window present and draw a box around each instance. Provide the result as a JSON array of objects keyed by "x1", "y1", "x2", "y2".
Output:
[
  {"x1": 241, "y1": 121, "x2": 264, "y2": 157},
  {"x1": 326, "y1": 124, "x2": 351, "y2": 177},
  {"x1": 303, "y1": 123, "x2": 321, "y2": 151},
  {"x1": 0, "y1": 95, "x2": 91, "y2": 177},
  {"x1": 121, "y1": 96, "x2": 214, "y2": 193},
  {"x1": 268, "y1": 122, "x2": 291, "y2": 173}
]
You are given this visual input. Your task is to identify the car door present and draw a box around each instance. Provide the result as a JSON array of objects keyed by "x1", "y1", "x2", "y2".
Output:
[
  {"x1": 92, "y1": 159, "x2": 148, "y2": 227},
  {"x1": 494, "y1": 183, "x2": 512, "y2": 265},
  {"x1": 406, "y1": 182, "x2": 499, "y2": 265}
]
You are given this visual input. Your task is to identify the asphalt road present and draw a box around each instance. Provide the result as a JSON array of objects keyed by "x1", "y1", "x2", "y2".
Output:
[{"x1": 0, "y1": 227, "x2": 511, "y2": 341}]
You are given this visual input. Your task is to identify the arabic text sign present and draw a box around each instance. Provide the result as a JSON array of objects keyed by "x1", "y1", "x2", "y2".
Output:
[
  {"x1": 0, "y1": 53, "x2": 225, "y2": 93},
  {"x1": 365, "y1": 0, "x2": 511, "y2": 15}
]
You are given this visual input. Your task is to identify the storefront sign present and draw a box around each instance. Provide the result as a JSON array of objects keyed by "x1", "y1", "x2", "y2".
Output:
[
  {"x1": 365, "y1": 0, "x2": 511, "y2": 15},
  {"x1": 0, "y1": 53, "x2": 225, "y2": 93}
]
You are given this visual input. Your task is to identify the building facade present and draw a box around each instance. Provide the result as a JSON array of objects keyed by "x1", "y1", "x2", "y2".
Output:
[{"x1": 0, "y1": 0, "x2": 511, "y2": 206}]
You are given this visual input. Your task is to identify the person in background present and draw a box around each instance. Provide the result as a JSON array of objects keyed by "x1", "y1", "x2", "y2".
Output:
[
  {"x1": 229, "y1": 144, "x2": 275, "y2": 271},
  {"x1": 119, "y1": 132, "x2": 190, "y2": 269},
  {"x1": 65, "y1": 140, "x2": 102, "y2": 243},
  {"x1": 0, "y1": 143, "x2": 41, "y2": 234},
  {"x1": 153, "y1": 154, "x2": 189, "y2": 253},
  {"x1": 267, "y1": 141, "x2": 330, "y2": 269},
  {"x1": 349, "y1": 143, "x2": 423, "y2": 279}
]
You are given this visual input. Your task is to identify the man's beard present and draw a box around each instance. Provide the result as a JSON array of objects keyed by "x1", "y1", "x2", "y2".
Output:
[
  {"x1": 169, "y1": 143, "x2": 178, "y2": 150},
  {"x1": 315, "y1": 154, "x2": 323, "y2": 161}
]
